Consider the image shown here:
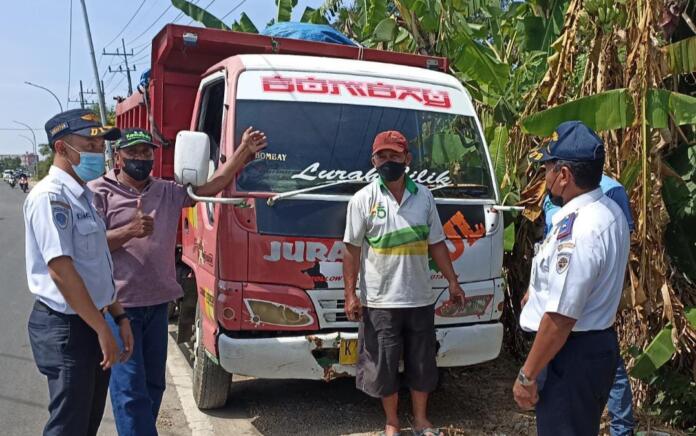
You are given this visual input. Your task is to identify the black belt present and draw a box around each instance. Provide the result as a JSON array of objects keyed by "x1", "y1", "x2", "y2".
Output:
[{"x1": 568, "y1": 326, "x2": 614, "y2": 338}]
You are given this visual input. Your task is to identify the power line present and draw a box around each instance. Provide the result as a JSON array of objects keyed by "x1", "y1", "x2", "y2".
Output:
[
  {"x1": 126, "y1": 4, "x2": 173, "y2": 46},
  {"x1": 0, "y1": 128, "x2": 43, "y2": 131},
  {"x1": 67, "y1": 0, "x2": 73, "y2": 108},
  {"x1": 186, "y1": 0, "x2": 212, "y2": 24},
  {"x1": 104, "y1": 39, "x2": 137, "y2": 95},
  {"x1": 107, "y1": 74, "x2": 126, "y2": 96},
  {"x1": 220, "y1": 0, "x2": 247, "y2": 21},
  {"x1": 103, "y1": 0, "x2": 147, "y2": 48}
]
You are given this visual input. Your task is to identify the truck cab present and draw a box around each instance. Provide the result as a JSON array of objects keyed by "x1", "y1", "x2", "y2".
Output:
[{"x1": 116, "y1": 25, "x2": 505, "y2": 409}]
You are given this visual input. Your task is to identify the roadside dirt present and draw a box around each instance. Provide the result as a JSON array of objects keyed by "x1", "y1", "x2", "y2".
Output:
[{"x1": 222, "y1": 351, "x2": 685, "y2": 436}]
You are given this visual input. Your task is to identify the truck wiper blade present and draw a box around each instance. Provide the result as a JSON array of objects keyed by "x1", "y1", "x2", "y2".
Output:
[
  {"x1": 267, "y1": 179, "x2": 369, "y2": 206},
  {"x1": 429, "y1": 183, "x2": 489, "y2": 196}
]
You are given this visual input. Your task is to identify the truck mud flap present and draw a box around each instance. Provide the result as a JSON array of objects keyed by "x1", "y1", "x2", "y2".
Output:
[{"x1": 176, "y1": 275, "x2": 197, "y2": 344}]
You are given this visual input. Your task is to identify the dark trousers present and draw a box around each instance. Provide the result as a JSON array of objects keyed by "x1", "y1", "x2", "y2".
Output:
[
  {"x1": 536, "y1": 328, "x2": 619, "y2": 436},
  {"x1": 27, "y1": 302, "x2": 110, "y2": 436}
]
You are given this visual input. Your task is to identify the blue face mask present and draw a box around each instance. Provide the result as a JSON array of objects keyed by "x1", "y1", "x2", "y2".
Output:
[{"x1": 64, "y1": 141, "x2": 105, "y2": 182}]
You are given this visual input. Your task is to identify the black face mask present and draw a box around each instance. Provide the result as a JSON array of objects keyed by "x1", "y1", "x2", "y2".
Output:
[
  {"x1": 123, "y1": 158, "x2": 153, "y2": 181},
  {"x1": 377, "y1": 161, "x2": 407, "y2": 182},
  {"x1": 546, "y1": 170, "x2": 565, "y2": 207}
]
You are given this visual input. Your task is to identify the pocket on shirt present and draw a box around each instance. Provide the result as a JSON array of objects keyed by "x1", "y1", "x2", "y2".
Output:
[{"x1": 75, "y1": 219, "x2": 101, "y2": 258}]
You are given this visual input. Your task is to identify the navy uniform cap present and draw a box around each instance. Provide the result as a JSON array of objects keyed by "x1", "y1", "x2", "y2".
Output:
[
  {"x1": 45, "y1": 109, "x2": 120, "y2": 144},
  {"x1": 528, "y1": 120, "x2": 605, "y2": 163}
]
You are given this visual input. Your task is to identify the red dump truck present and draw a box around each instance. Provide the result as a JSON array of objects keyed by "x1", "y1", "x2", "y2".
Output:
[{"x1": 115, "y1": 23, "x2": 506, "y2": 409}]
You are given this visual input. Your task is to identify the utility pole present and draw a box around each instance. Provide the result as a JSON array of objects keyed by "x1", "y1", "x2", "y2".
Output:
[
  {"x1": 68, "y1": 80, "x2": 97, "y2": 109},
  {"x1": 104, "y1": 38, "x2": 136, "y2": 95},
  {"x1": 78, "y1": 0, "x2": 108, "y2": 126}
]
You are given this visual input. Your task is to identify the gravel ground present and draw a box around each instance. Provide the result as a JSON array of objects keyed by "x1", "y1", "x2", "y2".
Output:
[
  {"x1": 227, "y1": 351, "x2": 537, "y2": 436},
  {"x1": 220, "y1": 351, "x2": 687, "y2": 436}
]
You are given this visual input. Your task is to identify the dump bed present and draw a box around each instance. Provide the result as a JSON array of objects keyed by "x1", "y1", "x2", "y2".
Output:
[{"x1": 115, "y1": 24, "x2": 448, "y2": 178}]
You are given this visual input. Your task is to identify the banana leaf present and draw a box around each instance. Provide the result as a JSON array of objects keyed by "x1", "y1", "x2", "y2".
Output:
[
  {"x1": 504, "y1": 222, "x2": 515, "y2": 252},
  {"x1": 487, "y1": 125, "x2": 508, "y2": 186},
  {"x1": 276, "y1": 0, "x2": 298, "y2": 22},
  {"x1": 521, "y1": 0, "x2": 568, "y2": 52},
  {"x1": 629, "y1": 326, "x2": 676, "y2": 380},
  {"x1": 171, "y1": 0, "x2": 230, "y2": 30},
  {"x1": 453, "y1": 27, "x2": 510, "y2": 95},
  {"x1": 364, "y1": 0, "x2": 388, "y2": 35},
  {"x1": 373, "y1": 17, "x2": 398, "y2": 42},
  {"x1": 687, "y1": 307, "x2": 696, "y2": 328},
  {"x1": 231, "y1": 13, "x2": 258, "y2": 33},
  {"x1": 520, "y1": 89, "x2": 635, "y2": 136},
  {"x1": 664, "y1": 36, "x2": 696, "y2": 75},
  {"x1": 300, "y1": 7, "x2": 329, "y2": 25},
  {"x1": 646, "y1": 89, "x2": 696, "y2": 129},
  {"x1": 430, "y1": 133, "x2": 467, "y2": 164}
]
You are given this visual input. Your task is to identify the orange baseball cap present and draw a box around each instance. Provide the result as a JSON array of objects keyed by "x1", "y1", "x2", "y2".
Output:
[{"x1": 372, "y1": 130, "x2": 409, "y2": 155}]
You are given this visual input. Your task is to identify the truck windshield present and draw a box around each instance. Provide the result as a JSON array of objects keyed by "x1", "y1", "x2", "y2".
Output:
[{"x1": 234, "y1": 100, "x2": 494, "y2": 199}]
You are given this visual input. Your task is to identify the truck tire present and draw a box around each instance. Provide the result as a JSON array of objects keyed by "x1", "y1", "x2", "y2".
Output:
[{"x1": 192, "y1": 303, "x2": 230, "y2": 409}]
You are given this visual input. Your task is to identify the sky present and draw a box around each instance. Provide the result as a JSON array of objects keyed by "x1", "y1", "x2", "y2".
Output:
[{"x1": 0, "y1": 0, "x2": 327, "y2": 155}]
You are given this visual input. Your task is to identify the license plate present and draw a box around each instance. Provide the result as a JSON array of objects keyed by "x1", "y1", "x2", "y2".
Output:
[{"x1": 339, "y1": 339, "x2": 358, "y2": 365}]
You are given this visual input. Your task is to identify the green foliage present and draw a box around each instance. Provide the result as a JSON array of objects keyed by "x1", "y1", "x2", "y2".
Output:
[
  {"x1": 665, "y1": 36, "x2": 696, "y2": 75},
  {"x1": 647, "y1": 89, "x2": 696, "y2": 129},
  {"x1": 35, "y1": 144, "x2": 54, "y2": 180},
  {"x1": 663, "y1": 145, "x2": 696, "y2": 282},
  {"x1": 300, "y1": 7, "x2": 330, "y2": 25},
  {"x1": 646, "y1": 365, "x2": 696, "y2": 433},
  {"x1": 171, "y1": 0, "x2": 230, "y2": 30},
  {"x1": 276, "y1": 0, "x2": 299, "y2": 22},
  {"x1": 231, "y1": 13, "x2": 258, "y2": 33},
  {"x1": 520, "y1": 0, "x2": 569, "y2": 52},
  {"x1": 373, "y1": 17, "x2": 398, "y2": 42},
  {"x1": 520, "y1": 89, "x2": 635, "y2": 135},
  {"x1": 629, "y1": 327, "x2": 676, "y2": 380},
  {"x1": 0, "y1": 157, "x2": 21, "y2": 172}
]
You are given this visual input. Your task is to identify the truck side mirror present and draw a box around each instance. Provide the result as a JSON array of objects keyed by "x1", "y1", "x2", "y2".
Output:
[{"x1": 174, "y1": 131, "x2": 210, "y2": 187}]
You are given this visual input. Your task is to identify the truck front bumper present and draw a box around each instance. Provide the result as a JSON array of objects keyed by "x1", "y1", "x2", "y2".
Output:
[{"x1": 217, "y1": 322, "x2": 503, "y2": 381}]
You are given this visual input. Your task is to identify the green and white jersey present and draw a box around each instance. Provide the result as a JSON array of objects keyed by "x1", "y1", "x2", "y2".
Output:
[{"x1": 344, "y1": 176, "x2": 446, "y2": 308}]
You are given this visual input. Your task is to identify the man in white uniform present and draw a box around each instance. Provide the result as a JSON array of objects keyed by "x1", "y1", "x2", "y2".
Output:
[
  {"x1": 24, "y1": 109, "x2": 134, "y2": 436},
  {"x1": 513, "y1": 121, "x2": 630, "y2": 435}
]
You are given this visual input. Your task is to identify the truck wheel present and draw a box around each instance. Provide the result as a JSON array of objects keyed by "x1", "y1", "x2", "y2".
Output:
[{"x1": 192, "y1": 303, "x2": 230, "y2": 409}]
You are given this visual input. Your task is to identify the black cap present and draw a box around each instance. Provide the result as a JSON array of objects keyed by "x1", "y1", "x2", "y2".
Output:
[
  {"x1": 115, "y1": 128, "x2": 159, "y2": 149},
  {"x1": 45, "y1": 109, "x2": 120, "y2": 144},
  {"x1": 528, "y1": 121, "x2": 605, "y2": 163}
]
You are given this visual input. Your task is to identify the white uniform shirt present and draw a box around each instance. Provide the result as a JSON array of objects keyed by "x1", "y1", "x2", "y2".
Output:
[
  {"x1": 520, "y1": 188, "x2": 630, "y2": 332},
  {"x1": 343, "y1": 177, "x2": 446, "y2": 308},
  {"x1": 24, "y1": 166, "x2": 116, "y2": 314}
]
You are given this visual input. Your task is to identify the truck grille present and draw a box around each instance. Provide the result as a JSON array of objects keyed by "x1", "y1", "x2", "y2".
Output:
[{"x1": 306, "y1": 290, "x2": 355, "y2": 329}]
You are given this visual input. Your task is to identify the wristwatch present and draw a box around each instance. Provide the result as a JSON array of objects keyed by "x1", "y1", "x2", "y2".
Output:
[
  {"x1": 517, "y1": 369, "x2": 535, "y2": 386},
  {"x1": 113, "y1": 313, "x2": 130, "y2": 325}
]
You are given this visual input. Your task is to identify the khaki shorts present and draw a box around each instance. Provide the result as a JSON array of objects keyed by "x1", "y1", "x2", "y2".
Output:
[{"x1": 356, "y1": 304, "x2": 438, "y2": 398}]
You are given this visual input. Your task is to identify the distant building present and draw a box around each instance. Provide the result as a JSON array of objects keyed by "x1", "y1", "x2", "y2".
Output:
[{"x1": 20, "y1": 152, "x2": 38, "y2": 168}]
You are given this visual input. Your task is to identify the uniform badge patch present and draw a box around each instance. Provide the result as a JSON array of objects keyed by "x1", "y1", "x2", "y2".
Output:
[
  {"x1": 52, "y1": 208, "x2": 69, "y2": 229},
  {"x1": 557, "y1": 212, "x2": 577, "y2": 241},
  {"x1": 49, "y1": 198, "x2": 72, "y2": 231},
  {"x1": 556, "y1": 253, "x2": 571, "y2": 274}
]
